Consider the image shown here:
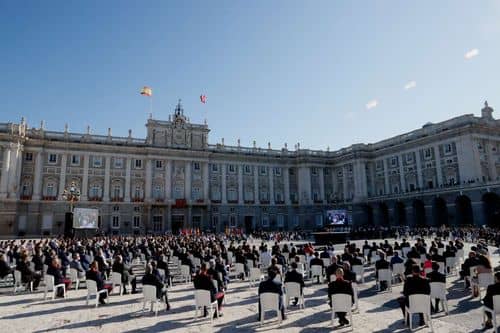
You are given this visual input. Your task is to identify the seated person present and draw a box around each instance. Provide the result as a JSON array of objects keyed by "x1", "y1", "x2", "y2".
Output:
[
  {"x1": 69, "y1": 253, "x2": 86, "y2": 279},
  {"x1": 328, "y1": 268, "x2": 354, "y2": 327},
  {"x1": 0, "y1": 254, "x2": 13, "y2": 279},
  {"x1": 284, "y1": 262, "x2": 305, "y2": 306},
  {"x1": 112, "y1": 255, "x2": 137, "y2": 294},
  {"x1": 460, "y1": 251, "x2": 479, "y2": 289},
  {"x1": 46, "y1": 258, "x2": 72, "y2": 296},
  {"x1": 16, "y1": 252, "x2": 41, "y2": 290},
  {"x1": 193, "y1": 263, "x2": 224, "y2": 318},
  {"x1": 483, "y1": 272, "x2": 500, "y2": 329},
  {"x1": 375, "y1": 252, "x2": 390, "y2": 291},
  {"x1": 142, "y1": 263, "x2": 170, "y2": 310},
  {"x1": 86, "y1": 261, "x2": 113, "y2": 305},
  {"x1": 258, "y1": 267, "x2": 286, "y2": 321},
  {"x1": 398, "y1": 265, "x2": 430, "y2": 327},
  {"x1": 309, "y1": 252, "x2": 324, "y2": 283},
  {"x1": 156, "y1": 256, "x2": 171, "y2": 285},
  {"x1": 426, "y1": 262, "x2": 446, "y2": 313},
  {"x1": 342, "y1": 262, "x2": 356, "y2": 283}
]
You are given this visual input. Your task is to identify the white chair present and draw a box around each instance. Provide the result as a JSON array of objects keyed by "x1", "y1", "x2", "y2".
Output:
[
  {"x1": 376, "y1": 269, "x2": 392, "y2": 291},
  {"x1": 392, "y1": 263, "x2": 405, "y2": 283},
  {"x1": 352, "y1": 265, "x2": 364, "y2": 283},
  {"x1": 363, "y1": 249, "x2": 370, "y2": 262},
  {"x1": 249, "y1": 267, "x2": 264, "y2": 287},
  {"x1": 192, "y1": 257, "x2": 201, "y2": 268},
  {"x1": 13, "y1": 270, "x2": 32, "y2": 293},
  {"x1": 285, "y1": 282, "x2": 305, "y2": 309},
  {"x1": 436, "y1": 262, "x2": 446, "y2": 275},
  {"x1": 0, "y1": 272, "x2": 13, "y2": 287},
  {"x1": 405, "y1": 294, "x2": 434, "y2": 332},
  {"x1": 322, "y1": 258, "x2": 331, "y2": 268},
  {"x1": 352, "y1": 282, "x2": 359, "y2": 312},
  {"x1": 473, "y1": 273, "x2": 495, "y2": 298},
  {"x1": 86, "y1": 279, "x2": 108, "y2": 307},
  {"x1": 310, "y1": 265, "x2": 323, "y2": 283},
  {"x1": 483, "y1": 295, "x2": 500, "y2": 331},
  {"x1": 43, "y1": 274, "x2": 66, "y2": 300},
  {"x1": 298, "y1": 255, "x2": 306, "y2": 264},
  {"x1": 456, "y1": 249, "x2": 464, "y2": 263},
  {"x1": 246, "y1": 259, "x2": 255, "y2": 269},
  {"x1": 69, "y1": 268, "x2": 85, "y2": 290},
  {"x1": 233, "y1": 263, "x2": 245, "y2": 280},
  {"x1": 430, "y1": 282, "x2": 449, "y2": 315},
  {"x1": 445, "y1": 257, "x2": 458, "y2": 275},
  {"x1": 331, "y1": 293, "x2": 353, "y2": 329},
  {"x1": 402, "y1": 247, "x2": 411, "y2": 258},
  {"x1": 111, "y1": 272, "x2": 124, "y2": 295},
  {"x1": 371, "y1": 253, "x2": 380, "y2": 264},
  {"x1": 260, "y1": 292, "x2": 282, "y2": 326},
  {"x1": 142, "y1": 285, "x2": 163, "y2": 316},
  {"x1": 194, "y1": 289, "x2": 219, "y2": 324},
  {"x1": 180, "y1": 265, "x2": 191, "y2": 283},
  {"x1": 437, "y1": 248, "x2": 444, "y2": 256},
  {"x1": 464, "y1": 265, "x2": 478, "y2": 289}
]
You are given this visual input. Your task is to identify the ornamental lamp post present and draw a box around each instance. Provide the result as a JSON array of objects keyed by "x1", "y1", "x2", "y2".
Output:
[{"x1": 62, "y1": 181, "x2": 81, "y2": 212}]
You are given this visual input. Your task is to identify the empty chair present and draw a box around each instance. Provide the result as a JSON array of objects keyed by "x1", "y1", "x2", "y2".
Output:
[
  {"x1": 377, "y1": 269, "x2": 392, "y2": 291},
  {"x1": 233, "y1": 263, "x2": 245, "y2": 280},
  {"x1": 331, "y1": 293, "x2": 354, "y2": 329},
  {"x1": 445, "y1": 257, "x2": 458, "y2": 275},
  {"x1": 246, "y1": 259, "x2": 255, "y2": 269},
  {"x1": 260, "y1": 292, "x2": 282, "y2": 326},
  {"x1": 402, "y1": 247, "x2": 411, "y2": 258},
  {"x1": 249, "y1": 267, "x2": 264, "y2": 287},
  {"x1": 436, "y1": 262, "x2": 446, "y2": 275},
  {"x1": 405, "y1": 294, "x2": 434, "y2": 332},
  {"x1": 352, "y1": 265, "x2": 364, "y2": 284},
  {"x1": 352, "y1": 282, "x2": 359, "y2": 312},
  {"x1": 194, "y1": 289, "x2": 219, "y2": 324},
  {"x1": 142, "y1": 285, "x2": 163, "y2": 316},
  {"x1": 310, "y1": 265, "x2": 323, "y2": 283},
  {"x1": 392, "y1": 263, "x2": 405, "y2": 283},
  {"x1": 483, "y1": 295, "x2": 500, "y2": 331},
  {"x1": 298, "y1": 255, "x2": 306, "y2": 264},
  {"x1": 363, "y1": 249, "x2": 370, "y2": 262},
  {"x1": 437, "y1": 248, "x2": 444, "y2": 256},
  {"x1": 371, "y1": 252, "x2": 380, "y2": 264},
  {"x1": 180, "y1": 265, "x2": 191, "y2": 283},
  {"x1": 456, "y1": 249, "x2": 465, "y2": 263},
  {"x1": 322, "y1": 258, "x2": 331, "y2": 268},
  {"x1": 192, "y1": 257, "x2": 201, "y2": 268},
  {"x1": 430, "y1": 282, "x2": 449, "y2": 315},
  {"x1": 69, "y1": 268, "x2": 85, "y2": 290},
  {"x1": 43, "y1": 274, "x2": 66, "y2": 300},
  {"x1": 473, "y1": 273, "x2": 495, "y2": 298},
  {"x1": 285, "y1": 282, "x2": 305, "y2": 309},
  {"x1": 13, "y1": 270, "x2": 33, "y2": 293},
  {"x1": 111, "y1": 272, "x2": 124, "y2": 295},
  {"x1": 86, "y1": 280, "x2": 109, "y2": 307}
]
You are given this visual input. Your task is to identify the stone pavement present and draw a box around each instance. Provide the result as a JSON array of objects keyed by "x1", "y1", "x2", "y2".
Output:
[{"x1": 0, "y1": 239, "x2": 498, "y2": 333}]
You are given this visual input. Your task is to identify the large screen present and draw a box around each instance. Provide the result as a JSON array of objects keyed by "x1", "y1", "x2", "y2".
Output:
[
  {"x1": 326, "y1": 209, "x2": 348, "y2": 225},
  {"x1": 73, "y1": 208, "x2": 99, "y2": 229}
]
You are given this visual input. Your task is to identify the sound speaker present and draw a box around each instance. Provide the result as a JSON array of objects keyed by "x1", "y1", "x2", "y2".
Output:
[{"x1": 64, "y1": 212, "x2": 74, "y2": 238}]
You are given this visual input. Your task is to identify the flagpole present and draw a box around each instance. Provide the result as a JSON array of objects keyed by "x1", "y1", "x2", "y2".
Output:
[{"x1": 150, "y1": 96, "x2": 153, "y2": 118}]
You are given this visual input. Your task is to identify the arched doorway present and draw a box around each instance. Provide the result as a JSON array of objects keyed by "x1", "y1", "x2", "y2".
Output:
[
  {"x1": 413, "y1": 200, "x2": 426, "y2": 227},
  {"x1": 455, "y1": 195, "x2": 473, "y2": 226},
  {"x1": 361, "y1": 205, "x2": 374, "y2": 226},
  {"x1": 394, "y1": 201, "x2": 406, "y2": 226},
  {"x1": 482, "y1": 192, "x2": 500, "y2": 227},
  {"x1": 378, "y1": 203, "x2": 389, "y2": 226},
  {"x1": 432, "y1": 197, "x2": 448, "y2": 226}
]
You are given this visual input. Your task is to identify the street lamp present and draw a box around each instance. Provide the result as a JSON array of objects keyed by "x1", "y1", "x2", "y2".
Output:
[{"x1": 62, "y1": 181, "x2": 81, "y2": 212}]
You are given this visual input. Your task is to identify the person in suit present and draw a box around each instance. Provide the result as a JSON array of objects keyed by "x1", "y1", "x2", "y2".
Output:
[
  {"x1": 156, "y1": 255, "x2": 171, "y2": 286},
  {"x1": 460, "y1": 251, "x2": 480, "y2": 289},
  {"x1": 142, "y1": 263, "x2": 170, "y2": 310},
  {"x1": 258, "y1": 267, "x2": 286, "y2": 321},
  {"x1": 86, "y1": 261, "x2": 112, "y2": 305},
  {"x1": 94, "y1": 249, "x2": 110, "y2": 278},
  {"x1": 375, "y1": 251, "x2": 390, "y2": 291},
  {"x1": 310, "y1": 252, "x2": 324, "y2": 283},
  {"x1": 426, "y1": 261, "x2": 446, "y2": 313},
  {"x1": 284, "y1": 262, "x2": 305, "y2": 306},
  {"x1": 328, "y1": 268, "x2": 354, "y2": 327},
  {"x1": 16, "y1": 252, "x2": 41, "y2": 290},
  {"x1": 31, "y1": 249, "x2": 44, "y2": 272},
  {"x1": 483, "y1": 272, "x2": 500, "y2": 329},
  {"x1": 390, "y1": 251, "x2": 404, "y2": 268},
  {"x1": 326, "y1": 256, "x2": 342, "y2": 283},
  {"x1": 112, "y1": 255, "x2": 137, "y2": 294},
  {"x1": 46, "y1": 258, "x2": 71, "y2": 297},
  {"x1": 0, "y1": 253, "x2": 13, "y2": 279},
  {"x1": 342, "y1": 262, "x2": 356, "y2": 283},
  {"x1": 207, "y1": 259, "x2": 224, "y2": 293},
  {"x1": 69, "y1": 253, "x2": 86, "y2": 279},
  {"x1": 194, "y1": 263, "x2": 224, "y2": 318},
  {"x1": 398, "y1": 265, "x2": 430, "y2": 326}
]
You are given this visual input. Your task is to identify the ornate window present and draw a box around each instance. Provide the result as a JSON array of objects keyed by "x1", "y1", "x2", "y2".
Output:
[
  {"x1": 134, "y1": 159, "x2": 143, "y2": 169},
  {"x1": 48, "y1": 153, "x2": 57, "y2": 164},
  {"x1": 155, "y1": 160, "x2": 163, "y2": 169},
  {"x1": 71, "y1": 155, "x2": 80, "y2": 166},
  {"x1": 25, "y1": 152, "x2": 33, "y2": 161},
  {"x1": 153, "y1": 184, "x2": 163, "y2": 199},
  {"x1": 261, "y1": 216, "x2": 269, "y2": 227},
  {"x1": 92, "y1": 156, "x2": 102, "y2": 168},
  {"x1": 229, "y1": 215, "x2": 237, "y2": 228},
  {"x1": 133, "y1": 216, "x2": 141, "y2": 228},
  {"x1": 114, "y1": 158, "x2": 123, "y2": 169},
  {"x1": 193, "y1": 162, "x2": 200, "y2": 171},
  {"x1": 111, "y1": 216, "x2": 120, "y2": 229}
]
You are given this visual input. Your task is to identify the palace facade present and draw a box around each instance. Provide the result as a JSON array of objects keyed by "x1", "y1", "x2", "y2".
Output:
[{"x1": 0, "y1": 101, "x2": 499, "y2": 236}]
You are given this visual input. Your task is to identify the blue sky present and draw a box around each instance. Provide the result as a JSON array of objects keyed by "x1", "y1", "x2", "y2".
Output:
[{"x1": 0, "y1": 1, "x2": 499, "y2": 150}]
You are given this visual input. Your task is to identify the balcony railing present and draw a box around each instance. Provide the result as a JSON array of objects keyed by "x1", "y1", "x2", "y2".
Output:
[
  {"x1": 110, "y1": 197, "x2": 124, "y2": 202},
  {"x1": 20, "y1": 195, "x2": 32, "y2": 201},
  {"x1": 89, "y1": 197, "x2": 103, "y2": 202},
  {"x1": 42, "y1": 196, "x2": 57, "y2": 201},
  {"x1": 132, "y1": 197, "x2": 144, "y2": 203}
]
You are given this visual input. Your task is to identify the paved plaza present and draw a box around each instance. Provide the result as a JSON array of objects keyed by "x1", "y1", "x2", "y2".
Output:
[{"x1": 0, "y1": 239, "x2": 498, "y2": 333}]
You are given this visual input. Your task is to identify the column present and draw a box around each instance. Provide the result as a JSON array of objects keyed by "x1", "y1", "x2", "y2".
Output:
[
  {"x1": 145, "y1": 159, "x2": 152, "y2": 201},
  {"x1": 103, "y1": 156, "x2": 111, "y2": 201},
  {"x1": 124, "y1": 157, "x2": 131, "y2": 201},
  {"x1": 221, "y1": 163, "x2": 227, "y2": 204},
  {"x1": 81, "y1": 154, "x2": 89, "y2": 200},
  {"x1": 342, "y1": 165, "x2": 348, "y2": 200},
  {"x1": 318, "y1": 167, "x2": 325, "y2": 203},
  {"x1": 32, "y1": 151, "x2": 43, "y2": 200},
  {"x1": 0, "y1": 147, "x2": 11, "y2": 198},
  {"x1": 383, "y1": 158, "x2": 390, "y2": 194},
  {"x1": 434, "y1": 146, "x2": 443, "y2": 186},
  {"x1": 185, "y1": 161, "x2": 191, "y2": 202},
  {"x1": 58, "y1": 153, "x2": 67, "y2": 199},
  {"x1": 398, "y1": 156, "x2": 406, "y2": 192},
  {"x1": 253, "y1": 165, "x2": 259, "y2": 204},
  {"x1": 298, "y1": 166, "x2": 311, "y2": 204},
  {"x1": 237, "y1": 164, "x2": 243, "y2": 204},
  {"x1": 269, "y1": 166, "x2": 275, "y2": 204},
  {"x1": 203, "y1": 162, "x2": 209, "y2": 201},
  {"x1": 283, "y1": 167, "x2": 291, "y2": 205},
  {"x1": 8, "y1": 144, "x2": 22, "y2": 199},
  {"x1": 415, "y1": 152, "x2": 423, "y2": 189},
  {"x1": 165, "y1": 160, "x2": 172, "y2": 202}
]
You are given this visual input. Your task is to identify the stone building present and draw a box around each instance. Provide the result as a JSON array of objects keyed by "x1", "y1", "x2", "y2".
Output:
[{"x1": 0, "y1": 100, "x2": 499, "y2": 236}]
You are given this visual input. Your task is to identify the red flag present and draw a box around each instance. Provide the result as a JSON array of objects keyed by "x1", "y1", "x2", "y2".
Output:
[{"x1": 200, "y1": 94, "x2": 207, "y2": 104}]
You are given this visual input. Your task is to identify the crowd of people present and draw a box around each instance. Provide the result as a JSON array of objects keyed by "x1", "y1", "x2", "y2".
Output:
[{"x1": 0, "y1": 226, "x2": 499, "y2": 330}]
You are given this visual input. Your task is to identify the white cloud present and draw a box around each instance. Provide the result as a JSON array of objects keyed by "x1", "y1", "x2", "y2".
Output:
[
  {"x1": 464, "y1": 48, "x2": 479, "y2": 60},
  {"x1": 366, "y1": 99, "x2": 378, "y2": 110},
  {"x1": 404, "y1": 81, "x2": 417, "y2": 90}
]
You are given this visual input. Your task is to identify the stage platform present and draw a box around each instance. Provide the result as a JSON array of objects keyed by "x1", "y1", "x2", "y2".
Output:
[{"x1": 312, "y1": 231, "x2": 350, "y2": 245}]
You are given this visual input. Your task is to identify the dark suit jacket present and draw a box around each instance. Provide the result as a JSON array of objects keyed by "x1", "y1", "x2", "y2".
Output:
[
  {"x1": 0, "y1": 260, "x2": 12, "y2": 278},
  {"x1": 375, "y1": 259, "x2": 390, "y2": 278},
  {"x1": 427, "y1": 271, "x2": 446, "y2": 283},
  {"x1": 112, "y1": 262, "x2": 131, "y2": 283},
  {"x1": 343, "y1": 269, "x2": 356, "y2": 283},
  {"x1": 142, "y1": 272, "x2": 164, "y2": 299},
  {"x1": 46, "y1": 265, "x2": 64, "y2": 285},
  {"x1": 403, "y1": 275, "x2": 430, "y2": 297},
  {"x1": 16, "y1": 261, "x2": 35, "y2": 283},
  {"x1": 326, "y1": 264, "x2": 342, "y2": 282},
  {"x1": 328, "y1": 278, "x2": 354, "y2": 304},
  {"x1": 258, "y1": 278, "x2": 283, "y2": 296},
  {"x1": 310, "y1": 257, "x2": 324, "y2": 268},
  {"x1": 86, "y1": 269, "x2": 106, "y2": 290},
  {"x1": 483, "y1": 282, "x2": 500, "y2": 309},
  {"x1": 194, "y1": 272, "x2": 217, "y2": 301},
  {"x1": 284, "y1": 269, "x2": 305, "y2": 290}
]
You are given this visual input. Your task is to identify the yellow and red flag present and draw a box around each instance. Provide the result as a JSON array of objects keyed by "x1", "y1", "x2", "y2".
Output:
[{"x1": 140, "y1": 86, "x2": 152, "y2": 97}]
